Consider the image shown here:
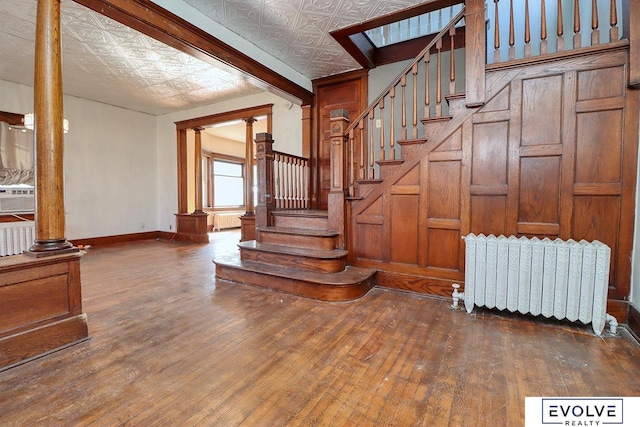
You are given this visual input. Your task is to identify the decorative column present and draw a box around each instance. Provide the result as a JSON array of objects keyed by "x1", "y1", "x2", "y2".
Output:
[
  {"x1": 244, "y1": 118, "x2": 256, "y2": 215},
  {"x1": 254, "y1": 133, "x2": 275, "y2": 230},
  {"x1": 193, "y1": 126, "x2": 205, "y2": 214},
  {"x1": 240, "y1": 118, "x2": 256, "y2": 241},
  {"x1": 26, "y1": 0, "x2": 75, "y2": 257},
  {"x1": 328, "y1": 109, "x2": 348, "y2": 250}
]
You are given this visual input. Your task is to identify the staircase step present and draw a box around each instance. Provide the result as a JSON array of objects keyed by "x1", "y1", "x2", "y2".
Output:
[
  {"x1": 376, "y1": 158, "x2": 404, "y2": 180},
  {"x1": 445, "y1": 92, "x2": 467, "y2": 113},
  {"x1": 213, "y1": 254, "x2": 376, "y2": 301},
  {"x1": 421, "y1": 115, "x2": 453, "y2": 141},
  {"x1": 355, "y1": 178, "x2": 383, "y2": 199},
  {"x1": 239, "y1": 241, "x2": 347, "y2": 273},
  {"x1": 257, "y1": 226, "x2": 339, "y2": 250},
  {"x1": 271, "y1": 209, "x2": 329, "y2": 230}
]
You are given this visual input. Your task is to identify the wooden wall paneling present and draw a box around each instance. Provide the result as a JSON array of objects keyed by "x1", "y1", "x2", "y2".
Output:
[
  {"x1": 428, "y1": 229, "x2": 460, "y2": 270},
  {"x1": 354, "y1": 197, "x2": 383, "y2": 261},
  {"x1": 459, "y1": 120, "x2": 472, "y2": 269},
  {"x1": 559, "y1": 71, "x2": 578, "y2": 240},
  {"x1": 313, "y1": 71, "x2": 368, "y2": 210},
  {"x1": 390, "y1": 166, "x2": 420, "y2": 265},
  {"x1": 506, "y1": 78, "x2": 522, "y2": 236},
  {"x1": 521, "y1": 76, "x2": 563, "y2": 146},
  {"x1": 418, "y1": 157, "x2": 429, "y2": 268}
]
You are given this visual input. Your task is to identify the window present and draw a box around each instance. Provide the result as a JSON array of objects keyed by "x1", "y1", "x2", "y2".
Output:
[{"x1": 211, "y1": 159, "x2": 245, "y2": 208}]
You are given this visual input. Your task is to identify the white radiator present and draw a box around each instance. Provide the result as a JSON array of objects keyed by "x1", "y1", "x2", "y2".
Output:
[
  {"x1": 0, "y1": 221, "x2": 35, "y2": 256},
  {"x1": 453, "y1": 233, "x2": 616, "y2": 336},
  {"x1": 212, "y1": 212, "x2": 242, "y2": 231}
]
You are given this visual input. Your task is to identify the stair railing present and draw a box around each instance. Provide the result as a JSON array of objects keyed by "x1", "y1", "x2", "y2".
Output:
[
  {"x1": 489, "y1": 0, "x2": 625, "y2": 64},
  {"x1": 342, "y1": 6, "x2": 467, "y2": 197},
  {"x1": 273, "y1": 151, "x2": 310, "y2": 209}
]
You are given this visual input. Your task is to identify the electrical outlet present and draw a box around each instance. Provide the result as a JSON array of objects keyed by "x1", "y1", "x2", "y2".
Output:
[{"x1": 376, "y1": 119, "x2": 381, "y2": 128}]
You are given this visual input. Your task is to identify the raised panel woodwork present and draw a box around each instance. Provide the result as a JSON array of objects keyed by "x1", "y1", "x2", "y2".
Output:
[
  {"x1": 394, "y1": 164, "x2": 420, "y2": 186},
  {"x1": 356, "y1": 224, "x2": 383, "y2": 260},
  {"x1": 434, "y1": 128, "x2": 462, "y2": 152},
  {"x1": 521, "y1": 75, "x2": 563, "y2": 146},
  {"x1": 429, "y1": 161, "x2": 460, "y2": 219},
  {"x1": 471, "y1": 195, "x2": 508, "y2": 237},
  {"x1": 314, "y1": 71, "x2": 368, "y2": 209},
  {"x1": 427, "y1": 229, "x2": 460, "y2": 270},
  {"x1": 577, "y1": 67, "x2": 625, "y2": 100},
  {"x1": 471, "y1": 121, "x2": 508, "y2": 186},
  {"x1": 480, "y1": 86, "x2": 510, "y2": 112},
  {"x1": 575, "y1": 110, "x2": 623, "y2": 184},
  {"x1": 518, "y1": 157, "x2": 561, "y2": 225},
  {"x1": 0, "y1": 275, "x2": 69, "y2": 334},
  {"x1": 390, "y1": 194, "x2": 419, "y2": 265}
]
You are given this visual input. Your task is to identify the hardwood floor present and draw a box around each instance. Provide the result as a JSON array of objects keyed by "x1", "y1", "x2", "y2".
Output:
[{"x1": 1, "y1": 230, "x2": 639, "y2": 426}]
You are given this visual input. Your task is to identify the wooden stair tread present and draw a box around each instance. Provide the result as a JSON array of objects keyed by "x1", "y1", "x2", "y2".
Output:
[
  {"x1": 272, "y1": 209, "x2": 328, "y2": 218},
  {"x1": 239, "y1": 241, "x2": 347, "y2": 259},
  {"x1": 214, "y1": 254, "x2": 376, "y2": 286},
  {"x1": 421, "y1": 115, "x2": 453, "y2": 124},
  {"x1": 397, "y1": 138, "x2": 428, "y2": 145},
  {"x1": 256, "y1": 226, "x2": 339, "y2": 237}
]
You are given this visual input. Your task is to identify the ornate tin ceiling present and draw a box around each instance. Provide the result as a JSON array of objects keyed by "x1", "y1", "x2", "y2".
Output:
[{"x1": 0, "y1": 0, "x2": 427, "y2": 115}]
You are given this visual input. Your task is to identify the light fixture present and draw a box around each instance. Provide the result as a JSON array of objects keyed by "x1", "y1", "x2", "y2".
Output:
[{"x1": 23, "y1": 113, "x2": 69, "y2": 134}]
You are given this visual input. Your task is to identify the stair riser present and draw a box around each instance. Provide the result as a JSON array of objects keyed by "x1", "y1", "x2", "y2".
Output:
[
  {"x1": 240, "y1": 249, "x2": 345, "y2": 273},
  {"x1": 258, "y1": 232, "x2": 337, "y2": 250},
  {"x1": 272, "y1": 216, "x2": 328, "y2": 230},
  {"x1": 215, "y1": 264, "x2": 373, "y2": 302}
]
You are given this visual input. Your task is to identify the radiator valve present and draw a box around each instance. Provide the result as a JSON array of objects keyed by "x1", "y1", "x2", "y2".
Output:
[{"x1": 451, "y1": 284, "x2": 464, "y2": 309}]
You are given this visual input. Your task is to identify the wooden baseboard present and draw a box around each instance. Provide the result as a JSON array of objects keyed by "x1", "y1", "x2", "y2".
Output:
[
  {"x1": 628, "y1": 304, "x2": 640, "y2": 341},
  {"x1": 70, "y1": 231, "x2": 161, "y2": 247},
  {"x1": 0, "y1": 314, "x2": 89, "y2": 372},
  {"x1": 374, "y1": 270, "x2": 459, "y2": 297}
]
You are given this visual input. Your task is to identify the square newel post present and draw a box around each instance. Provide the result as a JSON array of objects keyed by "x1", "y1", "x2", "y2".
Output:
[
  {"x1": 465, "y1": 0, "x2": 486, "y2": 107},
  {"x1": 328, "y1": 109, "x2": 349, "y2": 249},
  {"x1": 254, "y1": 132, "x2": 275, "y2": 232}
]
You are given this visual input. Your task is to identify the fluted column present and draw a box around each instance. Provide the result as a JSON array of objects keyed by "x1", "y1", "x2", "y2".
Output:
[
  {"x1": 27, "y1": 0, "x2": 75, "y2": 256},
  {"x1": 193, "y1": 127, "x2": 204, "y2": 214},
  {"x1": 244, "y1": 118, "x2": 256, "y2": 215}
]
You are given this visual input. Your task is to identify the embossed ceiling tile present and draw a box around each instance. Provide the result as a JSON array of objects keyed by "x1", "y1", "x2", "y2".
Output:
[{"x1": 298, "y1": 0, "x2": 344, "y2": 14}]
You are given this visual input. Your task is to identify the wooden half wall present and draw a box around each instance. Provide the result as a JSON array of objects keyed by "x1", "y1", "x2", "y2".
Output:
[{"x1": 349, "y1": 46, "x2": 638, "y2": 319}]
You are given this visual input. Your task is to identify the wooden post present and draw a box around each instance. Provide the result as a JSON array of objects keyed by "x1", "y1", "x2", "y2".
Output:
[
  {"x1": 465, "y1": 0, "x2": 486, "y2": 107},
  {"x1": 244, "y1": 118, "x2": 256, "y2": 215},
  {"x1": 193, "y1": 127, "x2": 204, "y2": 214},
  {"x1": 628, "y1": 0, "x2": 640, "y2": 88},
  {"x1": 26, "y1": 0, "x2": 76, "y2": 256},
  {"x1": 328, "y1": 109, "x2": 348, "y2": 250},
  {"x1": 254, "y1": 133, "x2": 274, "y2": 230}
]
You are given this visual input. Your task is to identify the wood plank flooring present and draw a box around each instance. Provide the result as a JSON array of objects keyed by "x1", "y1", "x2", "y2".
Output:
[{"x1": 1, "y1": 230, "x2": 639, "y2": 426}]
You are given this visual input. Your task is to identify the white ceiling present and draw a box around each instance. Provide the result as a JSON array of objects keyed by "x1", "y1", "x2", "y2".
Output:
[{"x1": 0, "y1": 0, "x2": 425, "y2": 116}]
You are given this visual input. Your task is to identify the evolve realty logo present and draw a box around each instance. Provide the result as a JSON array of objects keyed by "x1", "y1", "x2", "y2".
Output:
[{"x1": 542, "y1": 398, "x2": 622, "y2": 425}]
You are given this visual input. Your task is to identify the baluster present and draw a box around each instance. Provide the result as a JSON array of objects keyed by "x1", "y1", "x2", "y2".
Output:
[
  {"x1": 281, "y1": 156, "x2": 287, "y2": 209},
  {"x1": 494, "y1": 0, "x2": 501, "y2": 63},
  {"x1": 287, "y1": 157, "x2": 293, "y2": 209},
  {"x1": 509, "y1": 0, "x2": 515, "y2": 60},
  {"x1": 449, "y1": 27, "x2": 456, "y2": 95},
  {"x1": 358, "y1": 120, "x2": 365, "y2": 180},
  {"x1": 557, "y1": 0, "x2": 564, "y2": 51},
  {"x1": 574, "y1": 0, "x2": 581, "y2": 48},
  {"x1": 424, "y1": 55, "x2": 430, "y2": 118},
  {"x1": 368, "y1": 110, "x2": 375, "y2": 179},
  {"x1": 349, "y1": 129, "x2": 355, "y2": 196},
  {"x1": 524, "y1": 0, "x2": 531, "y2": 57},
  {"x1": 379, "y1": 99, "x2": 385, "y2": 161},
  {"x1": 274, "y1": 154, "x2": 280, "y2": 209},
  {"x1": 541, "y1": 0, "x2": 548, "y2": 54},
  {"x1": 289, "y1": 158, "x2": 294, "y2": 209},
  {"x1": 297, "y1": 158, "x2": 302, "y2": 208},
  {"x1": 390, "y1": 86, "x2": 396, "y2": 160},
  {"x1": 400, "y1": 75, "x2": 407, "y2": 140},
  {"x1": 591, "y1": 0, "x2": 599, "y2": 45},
  {"x1": 610, "y1": 0, "x2": 618, "y2": 41},
  {"x1": 412, "y1": 63, "x2": 418, "y2": 139},
  {"x1": 436, "y1": 37, "x2": 442, "y2": 117},
  {"x1": 293, "y1": 158, "x2": 299, "y2": 208}
]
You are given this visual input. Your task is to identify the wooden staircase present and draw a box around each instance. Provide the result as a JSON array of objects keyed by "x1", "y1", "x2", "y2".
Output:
[{"x1": 213, "y1": 210, "x2": 376, "y2": 301}]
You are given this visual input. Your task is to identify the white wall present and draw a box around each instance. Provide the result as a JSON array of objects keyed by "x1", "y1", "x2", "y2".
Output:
[
  {"x1": 0, "y1": 79, "x2": 158, "y2": 240},
  {"x1": 155, "y1": 91, "x2": 303, "y2": 232},
  {"x1": 631, "y1": 119, "x2": 640, "y2": 311}
]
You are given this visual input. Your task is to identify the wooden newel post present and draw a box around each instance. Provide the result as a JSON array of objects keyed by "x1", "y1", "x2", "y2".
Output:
[
  {"x1": 193, "y1": 127, "x2": 204, "y2": 214},
  {"x1": 328, "y1": 109, "x2": 348, "y2": 249},
  {"x1": 465, "y1": 0, "x2": 486, "y2": 107},
  {"x1": 27, "y1": 0, "x2": 76, "y2": 256},
  {"x1": 244, "y1": 118, "x2": 256, "y2": 215},
  {"x1": 254, "y1": 132, "x2": 275, "y2": 230}
]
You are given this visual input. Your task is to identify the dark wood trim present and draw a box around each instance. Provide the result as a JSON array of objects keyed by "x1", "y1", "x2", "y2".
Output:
[
  {"x1": 71, "y1": 0, "x2": 313, "y2": 105},
  {"x1": 70, "y1": 231, "x2": 161, "y2": 247},
  {"x1": 0, "y1": 111, "x2": 24, "y2": 126},
  {"x1": 330, "y1": 0, "x2": 463, "y2": 69},
  {"x1": 177, "y1": 129, "x2": 187, "y2": 213},
  {"x1": 0, "y1": 214, "x2": 35, "y2": 223},
  {"x1": 607, "y1": 300, "x2": 629, "y2": 326},
  {"x1": 627, "y1": 0, "x2": 640, "y2": 87},
  {"x1": 375, "y1": 28, "x2": 466, "y2": 66},
  {"x1": 175, "y1": 104, "x2": 274, "y2": 131}
]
